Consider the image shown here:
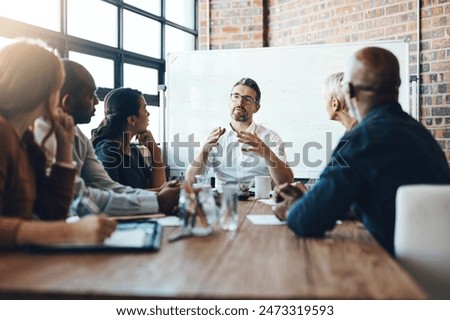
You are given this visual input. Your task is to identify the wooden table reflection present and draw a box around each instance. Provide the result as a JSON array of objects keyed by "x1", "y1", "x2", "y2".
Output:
[{"x1": 0, "y1": 199, "x2": 425, "y2": 299}]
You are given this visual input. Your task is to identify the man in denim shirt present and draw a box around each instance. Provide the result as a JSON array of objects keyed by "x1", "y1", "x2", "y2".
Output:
[{"x1": 275, "y1": 47, "x2": 450, "y2": 255}]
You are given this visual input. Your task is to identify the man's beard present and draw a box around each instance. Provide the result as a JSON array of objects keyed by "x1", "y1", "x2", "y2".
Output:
[
  {"x1": 231, "y1": 107, "x2": 249, "y2": 122},
  {"x1": 232, "y1": 113, "x2": 249, "y2": 122}
]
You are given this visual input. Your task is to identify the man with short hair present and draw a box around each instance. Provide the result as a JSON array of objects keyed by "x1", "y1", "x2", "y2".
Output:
[
  {"x1": 275, "y1": 47, "x2": 450, "y2": 255},
  {"x1": 186, "y1": 77, "x2": 293, "y2": 190},
  {"x1": 35, "y1": 60, "x2": 179, "y2": 215}
]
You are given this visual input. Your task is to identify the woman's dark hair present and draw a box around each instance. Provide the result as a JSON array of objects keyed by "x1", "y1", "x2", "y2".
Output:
[
  {"x1": 232, "y1": 77, "x2": 261, "y2": 104},
  {"x1": 91, "y1": 87, "x2": 142, "y2": 147}
]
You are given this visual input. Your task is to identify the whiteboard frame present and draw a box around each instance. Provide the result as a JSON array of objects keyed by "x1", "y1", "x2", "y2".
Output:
[{"x1": 164, "y1": 40, "x2": 410, "y2": 178}]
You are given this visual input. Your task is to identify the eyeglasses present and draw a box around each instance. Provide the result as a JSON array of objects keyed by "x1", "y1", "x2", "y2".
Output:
[{"x1": 230, "y1": 93, "x2": 258, "y2": 105}]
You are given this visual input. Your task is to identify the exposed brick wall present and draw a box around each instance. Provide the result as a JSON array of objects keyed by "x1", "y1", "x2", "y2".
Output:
[
  {"x1": 420, "y1": 0, "x2": 449, "y2": 163},
  {"x1": 198, "y1": 0, "x2": 450, "y2": 165},
  {"x1": 199, "y1": 0, "x2": 264, "y2": 50}
]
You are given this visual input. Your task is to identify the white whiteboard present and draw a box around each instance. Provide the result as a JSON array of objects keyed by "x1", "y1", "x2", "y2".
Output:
[{"x1": 165, "y1": 40, "x2": 409, "y2": 178}]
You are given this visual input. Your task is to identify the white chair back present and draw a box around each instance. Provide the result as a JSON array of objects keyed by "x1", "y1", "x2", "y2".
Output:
[{"x1": 395, "y1": 184, "x2": 450, "y2": 299}]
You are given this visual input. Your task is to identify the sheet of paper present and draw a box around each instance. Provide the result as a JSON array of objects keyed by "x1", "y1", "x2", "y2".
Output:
[
  {"x1": 104, "y1": 229, "x2": 147, "y2": 247},
  {"x1": 246, "y1": 214, "x2": 286, "y2": 225},
  {"x1": 257, "y1": 198, "x2": 276, "y2": 205},
  {"x1": 154, "y1": 216, "x2": 183, "y2": 227},
  {"x1": 111, "y1": 213, "x2": 165, "y2": 221}
]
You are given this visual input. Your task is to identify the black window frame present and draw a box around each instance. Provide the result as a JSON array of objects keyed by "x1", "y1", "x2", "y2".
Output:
[{"x1": 0, "y1": 0, "x2": 198, "y2": 105}]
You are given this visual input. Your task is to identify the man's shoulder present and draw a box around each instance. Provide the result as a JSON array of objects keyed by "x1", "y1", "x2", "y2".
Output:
[
  {"x1": 254, "y1": 123, "x2": 283, "y2": 140},
  {"x1": 74, "y1": 125, "x2": 90, "y2": 141}
]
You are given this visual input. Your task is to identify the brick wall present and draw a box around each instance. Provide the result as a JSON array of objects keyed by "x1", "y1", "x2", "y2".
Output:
[
  {"x1": 198, "y1": 0, "x2": 450, "y2": 164},
  {"x1": 420, "y1": 0, "x2": 449, "y2": 163},
  {"x1": 199, "y1": 0, "x2": 265, "y2": 50}
]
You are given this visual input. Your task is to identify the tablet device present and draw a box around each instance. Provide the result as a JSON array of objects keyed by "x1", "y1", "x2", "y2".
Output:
[{"x1": 26, "y1": 220, "x2": 162, "y2": 253}]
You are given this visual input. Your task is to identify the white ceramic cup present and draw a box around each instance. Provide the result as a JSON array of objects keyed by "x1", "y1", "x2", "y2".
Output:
[{"x1": 255, "y1": 176, "x2": 271, "y2": 199}]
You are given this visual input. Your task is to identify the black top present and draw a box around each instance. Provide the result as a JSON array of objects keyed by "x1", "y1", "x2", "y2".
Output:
[
  {"x1": 94, "y1": 139, "x2": 152, "y2": 189},
  {"x1": 287, "y1": 102, "x2": 450, "y2": 255}
]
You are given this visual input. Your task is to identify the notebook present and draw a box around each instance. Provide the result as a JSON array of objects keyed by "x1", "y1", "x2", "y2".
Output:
[{"x1": 26, "y1": 220, "x2": 163, "y2": 253}]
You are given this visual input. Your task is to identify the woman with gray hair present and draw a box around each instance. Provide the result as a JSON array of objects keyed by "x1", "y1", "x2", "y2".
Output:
[{"x1": 324, "y1": 72, "x2": 357, "y2": 131}]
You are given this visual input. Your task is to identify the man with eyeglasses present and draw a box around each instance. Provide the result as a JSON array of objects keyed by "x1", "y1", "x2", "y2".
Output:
[{"x1": 186, "y1": 77, "x2": 293, "y2": 190}]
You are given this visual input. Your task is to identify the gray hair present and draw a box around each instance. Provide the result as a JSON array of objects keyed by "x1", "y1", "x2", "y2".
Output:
[{"x1": 324, "y1": 72, "x2": 345, "y2": 104}]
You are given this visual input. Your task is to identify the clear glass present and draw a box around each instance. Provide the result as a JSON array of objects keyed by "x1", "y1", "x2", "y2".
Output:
[
  {"x1": 195, "y1": 175, "x2": 210, "y2": 187},
  {"x1": 192, "y1": 185, "x2": 217, "y2": 236},
  {"x1": 67, "y1": 0, "x2": 117, "y2": 47},
  {"x1": 68, "y1": 51, "x2": 114, "y2": 89},
  {"x1": 123, "y1": 63, "x2": 158, "y2": 95},
  {"x1": 166, "y1": 0, "x2": 195, "y2": 29},
  {"x1": 146, "y1": 105, "x2": 160, "y2": 143},
  {"x1": 1, "y1": 0, "x2": 60, "y2": 31},
  {"x1": 177, "y1": 185, "x2": 218, "y2": 237},
  {"x1": 124, "y1": 0, "x2": 161, "y2": 15},
  {"x1": 219, "y1": 184, "x2": 238, "y2": 231},
  {"x1": 165, "y1": 25, "x2": 195, "y2": 58},
  {"x1": 123, "y1": 10, "x2": 160, "y2": 58}
]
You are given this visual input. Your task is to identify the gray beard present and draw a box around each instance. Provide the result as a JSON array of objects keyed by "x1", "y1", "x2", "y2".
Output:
[{"x1": 232, "y1": 114, "x2": 249, "y2": 122}]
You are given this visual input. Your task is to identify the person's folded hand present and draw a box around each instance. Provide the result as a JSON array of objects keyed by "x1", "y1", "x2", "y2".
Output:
[{"x1": 273, "y1": 182, "x2": 307, "y2": 221}]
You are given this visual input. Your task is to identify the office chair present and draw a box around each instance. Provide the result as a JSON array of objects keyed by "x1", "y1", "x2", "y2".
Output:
[{"x1": 395, "y1": 184, "x2": 450, "y2": 299}]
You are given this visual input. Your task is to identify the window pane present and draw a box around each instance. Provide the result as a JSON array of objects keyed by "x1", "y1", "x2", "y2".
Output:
[
  {"x1": 68, "y1": 0, "x2": 117, "y2": 47},
  {"x1": 0, "y1": 0, "x2": 60, "y2": 31},
  {"x1": 78, "y1": 101, "x2": 105, "y2": 139},
  {"x1": 166, "y1": 26, "x2": 195, "y2": 57},
  {"x1": 68, "y1": 51, "x2": 114, "y2": 89},
  {"x1": 123, "y1": 64, "x2": 158, "y2": 95},
  {"x1": 123, "y1": 10, "x2": 160, "y2": 58},
  {"x1": 166, "y1": 0, "x2": 195, "y2": 29},
  {"x1": 124, "y1": 0, "x2": 160, "y2": 15},
  {"x1": 78, "y1": 99, "x2": 161, "y2": 142},
  {"x1": 147, "y1": 106, "x2": 160, "y2": 143}
]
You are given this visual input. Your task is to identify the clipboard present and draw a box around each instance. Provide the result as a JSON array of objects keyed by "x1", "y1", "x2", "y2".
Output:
[{"x1": 26, "y1": 220, "x2": 163, "y2": 253}]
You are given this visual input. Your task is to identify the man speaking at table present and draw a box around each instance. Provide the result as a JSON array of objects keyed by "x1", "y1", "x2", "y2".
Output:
[
  {"x1": 186, "y1": 77, "x2": 293, "y2": 190},
  {"x1": 274, "y1": 46, "x2": 450, "y2": 255}
]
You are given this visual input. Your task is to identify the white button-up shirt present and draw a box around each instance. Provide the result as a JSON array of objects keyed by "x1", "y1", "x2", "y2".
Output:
[{"x1": 208, "y1": 122, "x2": 287, "y2": 190}]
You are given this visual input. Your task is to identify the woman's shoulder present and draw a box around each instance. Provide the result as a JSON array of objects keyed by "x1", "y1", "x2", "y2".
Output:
[
  {"x1": 94, "y1": 139, "x2": 123, "y2": 159},
  {"x1": 95, "y1": 139, "x2": 121, "y2": 149}
]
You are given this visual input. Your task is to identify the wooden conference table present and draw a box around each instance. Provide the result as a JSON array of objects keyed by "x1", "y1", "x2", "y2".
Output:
[{"x1": 0, "y1": 199, "x2": 425, "y2": 299}]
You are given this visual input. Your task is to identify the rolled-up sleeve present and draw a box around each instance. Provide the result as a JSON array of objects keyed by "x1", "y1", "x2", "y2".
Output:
[{"x1": 71, "y1": 176, "x2": 159, "y2": 216}]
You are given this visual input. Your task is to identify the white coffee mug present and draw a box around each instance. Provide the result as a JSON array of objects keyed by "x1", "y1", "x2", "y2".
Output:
[{"x1": 255, "y1": 176, "x2": 271, "y2": 199}]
